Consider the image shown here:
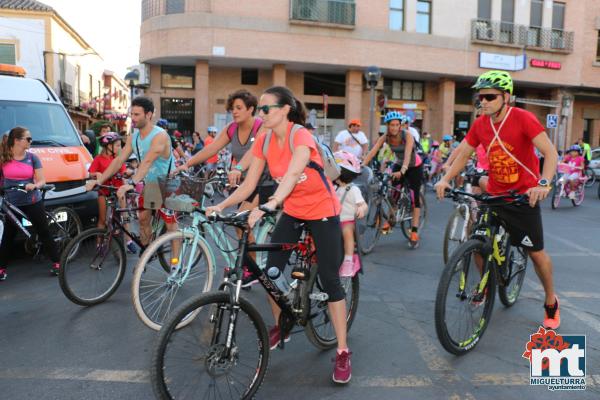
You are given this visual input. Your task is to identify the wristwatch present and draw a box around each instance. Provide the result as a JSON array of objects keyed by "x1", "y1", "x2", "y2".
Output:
[{"x1": 537, "y1": 178, "x2": 551, "y2": 188}]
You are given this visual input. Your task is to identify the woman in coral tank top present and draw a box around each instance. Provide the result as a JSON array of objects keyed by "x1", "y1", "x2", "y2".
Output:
[{"x1": 207, "y1": 86, "x2": 353, "y2": 384}]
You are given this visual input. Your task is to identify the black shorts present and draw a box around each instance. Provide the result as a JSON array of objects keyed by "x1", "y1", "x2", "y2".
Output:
[
  {"x1": 245, "y1": 184, "x2": 276, "y2": 205},
  {"x1": 491, "y1": 203, "x2": 544, "y2": 252},
  {"x1": 392, "y1": 163, "x2": 423, "y2": 208}
]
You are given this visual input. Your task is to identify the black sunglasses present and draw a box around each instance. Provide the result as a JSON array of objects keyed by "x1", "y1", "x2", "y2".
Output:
[
  {"x1": 478, "y1": 94, "x2": 502, "y2": 102},
  {"x1": 19, "y1": 137, "x2": 33, "y2": 143},
  {"x1": 256, "y1": 104, "x2": 284, "y2": 115}
]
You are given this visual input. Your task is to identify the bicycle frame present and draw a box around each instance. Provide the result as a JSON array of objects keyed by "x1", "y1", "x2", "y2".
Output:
[{"x1": 0, "y1": 197, "x2": 32, "y2": 239}]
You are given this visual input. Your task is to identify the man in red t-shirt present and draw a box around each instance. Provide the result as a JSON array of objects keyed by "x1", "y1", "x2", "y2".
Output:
[{"x1": 435, "y1": 70, "x2": 560, "y2": 330}]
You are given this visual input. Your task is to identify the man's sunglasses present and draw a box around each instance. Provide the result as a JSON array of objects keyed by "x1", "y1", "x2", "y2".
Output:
[
  {"x1": 478, "y1": 93, "x2": 502, "y2": 102},
  {"x1": 19, "y1": 137, "x2": 33, "y2": 143},
  {"x1": 256, "y1": 104, "x2": 283, "y2": 115}
]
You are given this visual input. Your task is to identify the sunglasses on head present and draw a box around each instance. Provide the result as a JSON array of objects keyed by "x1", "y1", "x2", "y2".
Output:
[
  {"x1": 478, "y1": 93, "x2": 502, "y2": 102},
  {"x1": 256, "y1": 104, "x2": 283, "y2": 115}
]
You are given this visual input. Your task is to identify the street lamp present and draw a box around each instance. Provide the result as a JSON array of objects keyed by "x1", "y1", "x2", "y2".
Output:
[
  {"x1": 364, "y1": 66, "x2": 381, "y2": 145},
  {"x1": 124, "y1": 69, "x2": 140, "y2": 104}
]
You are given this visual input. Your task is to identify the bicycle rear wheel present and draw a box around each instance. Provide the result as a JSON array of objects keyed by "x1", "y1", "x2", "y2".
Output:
[
  {"x1": 584, "y1": 168, "x2": 595, "y2": 187},
  {"x1": 304, "y1": 265, "x2": 359, "y2": 350},
  {"x1": 435, "y1": 239, "x2": 496, "y2": 355},
  {"x1": 132, "y1": 230, "x2": 215, "y2": 331},
  {"x1": 572, "y1": 186, "x2": 585, "y2": 206},
  {"x1": 357, "y1": 196, "x2": 382, "y2": 255},
  {"x1": 59, "y1": 228, "x2": 126, "y2": 306},
  {"x1": 551, "y1": 184, "x2": 561, "y2": 209},
  {"x1": 498, "y1": 246, "x2": 528, "y2": 307},
  {"x1": 151, "y1": 291, "x2": 269, "y2": 400},
  {"x1": 443, "y1": 206, "x2": 469, "y2": 265}
]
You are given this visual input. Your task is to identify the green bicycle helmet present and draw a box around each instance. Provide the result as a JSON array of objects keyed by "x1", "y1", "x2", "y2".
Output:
[{"x1": 472, "y1": 70, "x2": 513, "y2": 95}]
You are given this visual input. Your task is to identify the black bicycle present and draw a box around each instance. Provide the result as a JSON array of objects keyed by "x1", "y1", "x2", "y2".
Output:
[
  {"x1": 59, "y1": 184, "x2": 168, "y2": 306},
  {"x1": 435, "y1": 190, "x2": 529, "y2": 355},
  {"x1": 0, "y1": 184, "x2": 82, "y2": 265},
  {"x1": 151, "y1": 207, "x2": 359, "y2": 400}
]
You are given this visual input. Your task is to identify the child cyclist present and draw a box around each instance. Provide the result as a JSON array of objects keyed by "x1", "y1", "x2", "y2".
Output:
[
  {"x1": 560, "y1": 144, "x2": 585, "y2": 199},
  {"x1": 89, "y1": 132, "x2": 137, "y2": 254},
  {"x1": 334, "y1": 151, "x2": 368, "y2": 277}
]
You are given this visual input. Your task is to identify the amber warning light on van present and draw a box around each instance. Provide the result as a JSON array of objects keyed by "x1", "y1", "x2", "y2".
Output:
[
  {"x1": 0, "y1": 64, "x2": 26, "y2": 77},
  {"x1": 62, "y1": 153, "x2": 79, "y2": 162}
]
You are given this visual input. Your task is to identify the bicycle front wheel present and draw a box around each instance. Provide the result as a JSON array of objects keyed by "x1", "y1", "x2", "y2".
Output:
[
  {"x1": 498, "y1": 246, "x2": 528, "y2": 307},
  {"x1": 357, "y1": 196, "x2": 382, "y2": 255},
  {"x1": 50, "y1": 206, "x2": 83, "y2": 260},
  {"x1": 435, "y1": 239, "x2": 496, "y2": 355},
  {"x1": 59, "y1": 228, "x2": 126, "y2": 306},
  {"x1": 401, "y1": 191, "x2": 427, "y2": 239},
  {"x1": 304, "y1": 265, "x2": 359, "y2": 350},
  {"x1": 151, "y1": 292, "x2": 269, "y2": 400},
  {"x1": 132, "y1": 230, "x2": 215, "y2": 331},
  {"x1": 443, "y1": 206, "x2": 469, "y2": 265}
]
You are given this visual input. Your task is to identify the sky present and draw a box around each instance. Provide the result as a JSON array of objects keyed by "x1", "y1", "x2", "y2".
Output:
[{"x1": 41, "y1": 0, "x2": 141, "y2": 78}]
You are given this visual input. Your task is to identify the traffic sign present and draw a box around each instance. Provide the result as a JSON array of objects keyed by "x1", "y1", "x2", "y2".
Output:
[{"x1": 546, "y1": 114, "x2": 558, "y2": 129}]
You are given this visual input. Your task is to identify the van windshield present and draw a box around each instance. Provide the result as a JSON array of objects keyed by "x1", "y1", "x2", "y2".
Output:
[{"x1": 0, "y1": 100, "x2": 81, "y2": 147}]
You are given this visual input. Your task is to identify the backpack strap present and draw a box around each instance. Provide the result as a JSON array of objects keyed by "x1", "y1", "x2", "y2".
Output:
[
  {"x1": 226, "y1": 122, "x2": 237, "y2": 140},
  {"x1": 339, "y1": 184, "x2": 352, "y2": 206},
  {"x1": 262, "y1": 123, "x2": 303, "y2": 158}
]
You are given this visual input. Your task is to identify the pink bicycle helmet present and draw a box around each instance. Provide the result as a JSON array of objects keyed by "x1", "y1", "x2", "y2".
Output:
[
  {"x1": 432, "y1": 140, "x2": 440, "y2": 147},
  {"x1": 99, "y1": 132, "x2": 122, "y2": 146},
  {"x1": 334, "y1": 150, "x2": 361, "y2": 174}
]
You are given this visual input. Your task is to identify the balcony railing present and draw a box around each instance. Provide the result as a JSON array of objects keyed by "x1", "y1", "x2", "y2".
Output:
[
  {"x1": 290, "y1": 0, "x2": 355, "y2": 27},
  {"x1": 471, "y1": 19, "x2": 574, "y2": 53}
]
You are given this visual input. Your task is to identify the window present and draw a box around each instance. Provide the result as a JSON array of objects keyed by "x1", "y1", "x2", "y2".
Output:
[
  {"x1": 500, "y1": 0, "x2": 515, "y2": 43},
  {"x1": 0, "y1": 43, "x2": 16, "y2": 65},
  {"x1": 416, "y1": 0, "x2": 431, "y2": 34},
  {"x1": 551, "y1": 2, "x2": 566, "y2": 49},
  {"x1": 161, "y1": 65, "x2": 195, "y2": 89},
  {"x1": 141, "y1": 0, "x2": 162, "y2": 21},
  {"x1": 304, "y1": 103, "x2": 345, "y2": 119},
  {"x1": 596, "y1": 31, "x2": 600, "y2": 62},
  {"x1": 303, "y1": 72, "x2": 346, "y2": 97},
  {"x1": 166, "y1": 0, "x2": 185, "y2": 15},
  {"x1": 528, "y1": 0, "x2": 543, "y2": 46},
  {"x1": 241, "y1": 69, "x2": 258, "y2": 85},
  {"x1": 477, "y1": 0, "x2": 491, "y2": 20},
  {"x1": 384, "y1": 79, "x2": 424, "y2": 101},
  {"x1": 389, "y1": 0, "x2": 404, "y2": 31}
]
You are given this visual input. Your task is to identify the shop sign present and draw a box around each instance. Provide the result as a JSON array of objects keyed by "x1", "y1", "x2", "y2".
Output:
[
  {"x1": 530, "y1": 59, "x2": 562, "y2": 70},
  {"x1": 479, "y1": 52, "x2": 526, "y2": 71}
]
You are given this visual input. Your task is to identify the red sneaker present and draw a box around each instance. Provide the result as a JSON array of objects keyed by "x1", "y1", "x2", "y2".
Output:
[
  {"x1": 0, "y1": 268, "x2": 7, "y2": 281},
  {"x1": 268, "y1": 325, "x2": 290, "y2": 350},
  {"x1": 50, "y1": 263, "x2": 60, "y2": 276},
  {"x1": 332, "y1": 350, "x2": 352, "y2": 384},
  {"x1": 543, "y1": 296, "x2": 561, "y2": 330}
]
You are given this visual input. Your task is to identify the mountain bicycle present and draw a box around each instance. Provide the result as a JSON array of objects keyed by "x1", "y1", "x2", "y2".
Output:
[
  {"x1": 150, "y1": 208, "x2": 359, "y2": 400},
  {"x1": 58, "y1": 184, "x2": 170, "y2": 306},
  {"x1": 131, "y1": 172, "x2": 276, "y2": 331},
  {"x1": 359, "y1": 164, "x2": 426, "y2": 254},
  {"x1": 435, "y1": 190, "x2": 529, "y2": 355},
  {"x1": 0, "y1": 184, "x2": 82, "y2": 262}
]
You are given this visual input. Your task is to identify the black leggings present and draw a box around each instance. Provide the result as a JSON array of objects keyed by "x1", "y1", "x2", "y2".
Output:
[
  {"x1": 0, "y1": 201, "x2": 60, "y2": 266},
  {"x1": 267, "y1": 213, "x2": 345, "y2": 302},
  {"x1": 392, "y1": 163, "x2": 423, "y2": 208}
]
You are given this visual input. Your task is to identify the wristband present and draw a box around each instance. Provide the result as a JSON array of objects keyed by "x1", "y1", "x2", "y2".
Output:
[{"x1": 235, "y1": 165, "x2": 243, "y2": 172}]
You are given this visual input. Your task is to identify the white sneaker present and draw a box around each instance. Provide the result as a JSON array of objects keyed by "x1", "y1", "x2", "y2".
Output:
[{"x1": 568, "y1": 191, "x2": 576, "y2": 200}]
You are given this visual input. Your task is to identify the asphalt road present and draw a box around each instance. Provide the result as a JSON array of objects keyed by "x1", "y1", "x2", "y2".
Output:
[{"x1": 1, "y1": 188, "x2": 599, "y2": 400}]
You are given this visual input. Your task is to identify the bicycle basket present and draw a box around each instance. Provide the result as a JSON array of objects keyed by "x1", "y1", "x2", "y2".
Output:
[{"x1": 158, "y1": 175, "x2": 207, "y2": 212}]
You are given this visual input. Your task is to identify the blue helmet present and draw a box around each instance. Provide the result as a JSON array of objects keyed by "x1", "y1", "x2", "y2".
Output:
[
  {"x1": 443, "y1": 134, "x2": 453, "y2": 141},
  {"x1": 157, "y1": 118, "x2": 168, "y2": 128},
  {"x1": 384, "y1": 111, "x2": 404, "y2": 124},
  {"x1": 568, "y1": 144, "x2": 582, "y2": 154}
]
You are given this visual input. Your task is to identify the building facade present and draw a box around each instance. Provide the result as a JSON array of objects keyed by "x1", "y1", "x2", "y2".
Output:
[
  {"x1": 0, "y1": 0, "x2": 129, "y2": 132},
  {"x1": 139, "y1": 0, "x2": 600, "y2": 148}
]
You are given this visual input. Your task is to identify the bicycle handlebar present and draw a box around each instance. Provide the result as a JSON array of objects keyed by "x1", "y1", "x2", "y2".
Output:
[
  {"x1": 2, "y1": 184, "x2": 55, "y2": 193},
  {"x1": 445, "y1": 188, "x2": 529, "y2": 205}
]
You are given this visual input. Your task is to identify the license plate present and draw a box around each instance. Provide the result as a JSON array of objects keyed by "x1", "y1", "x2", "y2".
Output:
[{"x1": 22, "y1": 211, "x2": 67, "y2": 227}]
